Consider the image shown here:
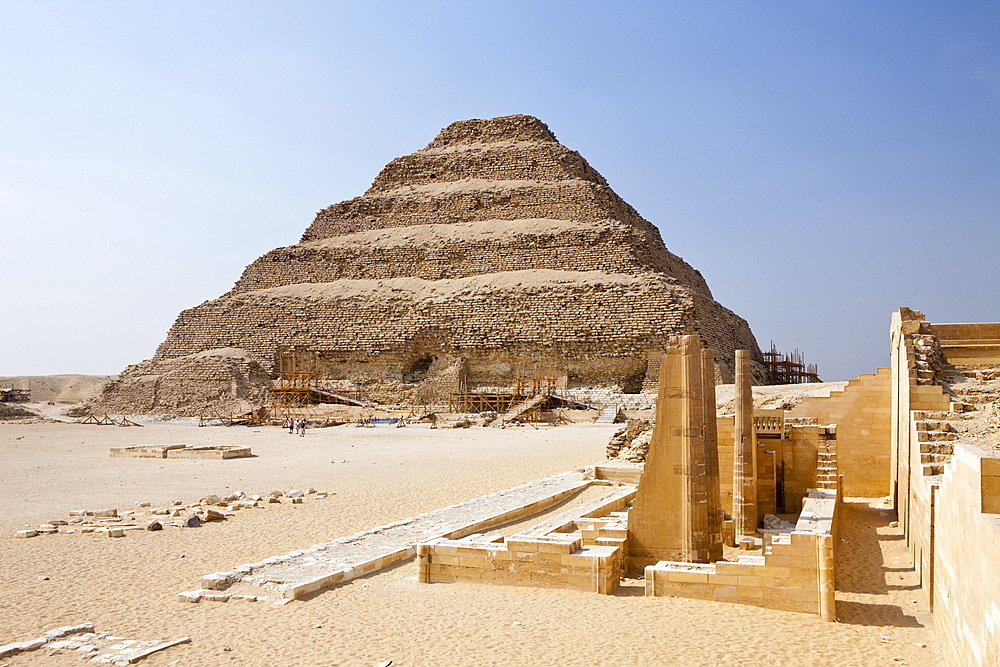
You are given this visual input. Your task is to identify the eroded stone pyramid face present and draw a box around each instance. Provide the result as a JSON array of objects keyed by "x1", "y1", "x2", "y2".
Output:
[{"x1": 97, "y1": 115, "x2": 760, "y2": 414}]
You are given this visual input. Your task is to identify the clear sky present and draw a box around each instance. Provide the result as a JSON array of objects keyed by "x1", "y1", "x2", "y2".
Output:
[{"x1": 1, "y1": 1, "x2": 998, "y2": 381}]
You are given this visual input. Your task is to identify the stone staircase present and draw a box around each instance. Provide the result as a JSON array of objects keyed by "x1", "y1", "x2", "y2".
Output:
[
  {"x1": 911, "y1": 362, "x2": 1000, "y2": 476},
  {"x1": 815, "y1": 440, "x2": 839, "y2": 490},
  {"x1": 912, "y1": 411, "x2": 959, "y2": 476}
]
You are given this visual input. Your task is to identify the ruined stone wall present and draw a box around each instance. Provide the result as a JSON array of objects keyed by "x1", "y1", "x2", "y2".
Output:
[
  {"x1": 300, "y1": 183, "x2": 712, "y2": 298},
  {"x1": 303, "y1": 181, "x2": 631, "y2": 239},
  {"x1": 96, "y1": 349, "x2": 269, "y2": 416},
  {"x1": 368, "y1": 143, "x2": 609, "y2": 193},
  {"x1": 690, "y1": 294, "x2": 761, "y2": 383},
  {"x1": 154, "y1": 272, "x2": 696, "y2": 381},
  {"x1": 233, "y1": 220, "x2": 709, "y2": 298}
]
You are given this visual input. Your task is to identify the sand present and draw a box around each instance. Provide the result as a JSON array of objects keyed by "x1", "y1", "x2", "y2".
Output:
[
  {"x1": 0, "y1": 376, "x2": 115, "y2": 404},
  {"x1": 0, "y1": 419, "x2": 942, "y2": 666}
]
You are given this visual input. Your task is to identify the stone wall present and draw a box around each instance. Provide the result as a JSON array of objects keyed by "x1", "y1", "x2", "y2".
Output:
[
  {"x1": 96, "y1": 349, "x2": 269, "y2": 416},
  {"x1": 418, "y1": 534, "x2": 622, "y2": 594},
  {"x1": 645, "y1": 488, "x2": 839, "y2": 619},
  {"x1": 889, "y1": 308, "x2": 1000, "y2": 664},
  {"x1": 933, "y1": 445, "x2": 1000, "y2": 666},
  {"x1": 790, "y1": 369, "x2": 893, "y2": 498}
]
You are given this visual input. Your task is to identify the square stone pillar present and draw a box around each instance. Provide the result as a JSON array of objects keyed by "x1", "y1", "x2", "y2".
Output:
[
  {"x1": 627, "y1": 334, "x2": 722, "y2": 572},
  {"x1": 702, "y1": 348, "x2": 724, "y2": 562}
]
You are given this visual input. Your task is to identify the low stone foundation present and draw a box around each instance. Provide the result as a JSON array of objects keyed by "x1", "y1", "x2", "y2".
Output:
[{"x1": 644, "y1": 488, "x2": 839, "y2": 619}]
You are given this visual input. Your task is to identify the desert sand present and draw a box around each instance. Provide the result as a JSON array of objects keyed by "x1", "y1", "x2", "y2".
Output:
[{"x1": 1, "y1": 416, "x2": 941, "y2": 666}]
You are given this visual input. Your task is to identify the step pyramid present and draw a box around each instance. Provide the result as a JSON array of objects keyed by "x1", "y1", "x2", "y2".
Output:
[{"x1": 97, "y1": 115, "x2": 761, "y2": 415}]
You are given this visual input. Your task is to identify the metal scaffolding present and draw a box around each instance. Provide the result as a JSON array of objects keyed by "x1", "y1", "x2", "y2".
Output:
[{"x1": 762, "y1": 342, "x2": 821, "y2": 384}]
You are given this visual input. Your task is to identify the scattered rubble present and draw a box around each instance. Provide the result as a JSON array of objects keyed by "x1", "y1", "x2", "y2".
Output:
[
  {"x1": 11, "y1": 488, "x2": 331, "y2": 539},
  {"x1": 0, "y1": 623, "x2": 189, "y2": 665}
]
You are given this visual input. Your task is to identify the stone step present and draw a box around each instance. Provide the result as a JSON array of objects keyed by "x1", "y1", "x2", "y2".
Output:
[
  {"x1": 920, "y1": 443, "x2": 954, "y2": 455},
  {"x1": 946, "y1": 368, "x2": 1000, "y2": 380},
  {"x1": 915, "y1": 420, "x2": 954, "y2": 432},
  {"x1": 913, "y1": 410, "x2": 964, "y2": 421},
  {"x1": 923, "y1": 465, "x2": 944, "y2": 476},
  {"x1": 920, "y1": 453, "x2": 952, "y2": 464},
  {"x1": 946, "y1": 392, "x2": 1000, "y2": 403},
  {"x1": 916, "y1": 431, "x2": 958, "y2": 442}
]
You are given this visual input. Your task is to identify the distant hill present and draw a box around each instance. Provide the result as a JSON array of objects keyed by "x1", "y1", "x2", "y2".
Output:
[{"x1": 0, "y1": 375, "x2": 116, "y2": 403}]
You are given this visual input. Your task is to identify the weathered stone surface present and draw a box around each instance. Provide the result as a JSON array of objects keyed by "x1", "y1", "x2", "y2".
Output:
[
  {"x1": 627, "y1": 335, "x2": 722, "y2": 570},
  {"x1": 95, "y1": 115, "x2": 761, "y2": 414}
]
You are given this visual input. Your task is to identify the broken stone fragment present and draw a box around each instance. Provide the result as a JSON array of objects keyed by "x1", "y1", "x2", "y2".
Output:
[
  {"x1": 201, "y1": 573, "x2": 229, "y2": 589},
  {"x1": 94, "y1": 509, "x2": 118, "y2": 518},
  {"x1": 201, "y1": 495, "x2": 222, "y2": 505},
  {"x1": 203, "y1": 509, "x2": 226, "y2": 522},
  {"x1": 146, "y1": 521, "x2": 163, "y2": 531},
  {"x1": 181, "y1": 515, "x2": 202, "y2": 528},
  {"x1": 49, "y1": 519, "x2": 68, "y2": 526},
  {"x1": 270, "y1": 490, "x2": 284, "y2": 497},
  {"x1": 15, "y1": 529, "x2": 38, "y2": 538},
  {"x1": 287, "y1": 490, "x2": 305, "y2": 498},
  {"x1": 291, "y1": 498, "x2": 303, "y2": 504},
  {"x1": 105, "y1": 528, "x2": 125, "y2": 538}
]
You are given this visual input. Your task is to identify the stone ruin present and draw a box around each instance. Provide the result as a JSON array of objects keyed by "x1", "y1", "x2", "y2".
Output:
[
  {"x1": 417, "y1": 335, "x2": 840, "y2": 619},
  {"x1": 96, "y1": 114, "x2": 760, "y2": 415}
]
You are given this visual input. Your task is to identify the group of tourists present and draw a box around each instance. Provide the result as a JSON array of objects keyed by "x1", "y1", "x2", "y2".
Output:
[{"x1": 287, "y1": 417, "x2": 308, "y2": 436}]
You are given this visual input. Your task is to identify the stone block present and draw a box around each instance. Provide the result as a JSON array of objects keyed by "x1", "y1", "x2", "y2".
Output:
[{"x1": 666, "y1": 570, "x2": 709, "y2": 584}]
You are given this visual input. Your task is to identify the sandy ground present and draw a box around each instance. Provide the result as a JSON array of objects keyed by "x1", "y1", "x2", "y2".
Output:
[
  {"x1": 0, "y1": 376, "x2": 114, "y2": 403},
  {"x1": 0, "y1": 419, "x2": 941, "y2": 666}
]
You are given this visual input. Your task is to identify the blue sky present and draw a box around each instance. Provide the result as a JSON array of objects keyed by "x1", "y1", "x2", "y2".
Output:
[{"x1": 1, "y1": 1, "x2": 998, "y2": 381}]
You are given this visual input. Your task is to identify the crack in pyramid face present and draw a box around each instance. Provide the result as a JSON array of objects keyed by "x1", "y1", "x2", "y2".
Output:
[{"x1": 96, "y1": 115, "x2": 760, "y2": 415}]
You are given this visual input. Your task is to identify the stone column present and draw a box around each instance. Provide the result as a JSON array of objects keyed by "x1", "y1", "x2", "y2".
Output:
[
  {"x1": 733, "y1": 349, "x2": 758, "y2": 541},
  {"x1": 701, "y1": 348, "x2": 724, "y2": 562},
  {"x1": 817, "y1": 533, "x2": 836, "y2": 621},
  {"x1": 628, "y1": 334, "x2": 719, "y2": 572}
]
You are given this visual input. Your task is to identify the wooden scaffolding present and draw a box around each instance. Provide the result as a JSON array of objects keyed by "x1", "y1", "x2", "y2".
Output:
[{"x1": 1, "y1": 388, "x2": 30, "y2": 402}]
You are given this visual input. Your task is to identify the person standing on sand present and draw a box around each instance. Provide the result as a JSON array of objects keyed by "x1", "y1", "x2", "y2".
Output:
[
  {"x1": 299, "y1": 418, "x2": 307, "y2": 437},
  {"x1": 288, "y1": 417, "x2": 295, "y2": 434}
]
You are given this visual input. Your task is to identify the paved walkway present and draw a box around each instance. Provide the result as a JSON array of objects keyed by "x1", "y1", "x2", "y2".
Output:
[{"x1": 179, "y1": 471, "x2": 591, "y2": 603}]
